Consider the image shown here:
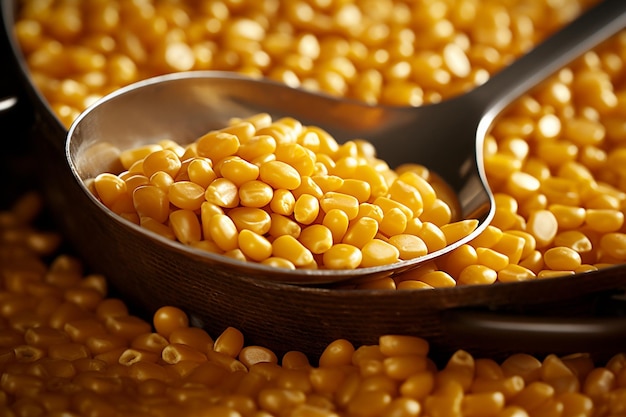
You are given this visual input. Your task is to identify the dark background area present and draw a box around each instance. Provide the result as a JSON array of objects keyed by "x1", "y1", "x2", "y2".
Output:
[{"x1": 0, "y1": 5, "x2": 37, "y2": 210}]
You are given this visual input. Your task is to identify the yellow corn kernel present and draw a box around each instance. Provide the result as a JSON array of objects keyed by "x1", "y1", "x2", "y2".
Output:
[
  {"x1": 439, "y1": 244, "x2": 478, "y2": 278},
  {"x1": 334, "y1": 178, "x2": 371, "y2": 204},
  {"x1": 238, "y1": 345, "x2": 278, "y2": 368},
  {"x1": 322, "y1": 244, "x2": 362, "y2": 270},
  {"x1": 213, "y1": 326, "x2": 244, "y2": 358},
  {"x1": 269, "y1": 188, "x2": 295, "y2": 215},
  {"x1": 238, "y1": 134, "x2": 277, "y2": 161},
  {"x1": 236, "y1": 180, "x2": 273, "y2": 208},
  {"x1": 400, "y1": 370, "x2": 436, "y2": 400},
  {"x1": 397, "y1": 171, "x2": 437, "y2": 210},
  {"x1": 228, "y1": 207, "x2": 271, "y2": 236},
  {"x1": 352, "y1": 164, "x2": 389, "y2": 198},
  {"x1": 384, "y1": 354, "x2": 429, "y2": 380},
  {"x1": 500, "y1": 353, "x2": 543, "y2": 384},
  {"x1": 518, "y1": 250, "x2": 545, "y2": 274},
  {"x1": 168, "y1": 181, "x2": 205, "y2": 211},
  {"x1": 509, "y1": 381, "x2": 556, "y2": 411},
  {"x1": 505, "y1": 171, "x2": 541, "y2": 201},
  {"x1": 237, "y1": 229, "x2": 272, "y2": 262},
  {"x1": 308, "y1": 367, "x2": 348, "y2": 397},
  {"x1": 207, "y1": 214, "x2": 239, "y2": 252},
  {"x1": 423, "y1": 383, "x2": 463, "y2": 417},
  {"x1": 169, "y1": 209, "x2": 202, "y2": 244},
  {"x1": 548, "y1": 204, "x2": 586, "y2": 229},
  {"x1": 268, "y1": 213, "x2": 301, "y2": 239},
  {"x1": 118, "y1": 346, "x2": 160, "y2": 365},
  {"x1": 220, "y1": 121, "x2": 257, "y2": 141},
  {"x1": 388, "y1": 234, "x2": 428, "y2": 260},
  {"x1": 379, "y1": 208, "x2": 408, "y2": 237},
  {"x1": 261, "y1": 257, "x2": 296, "y2": 270},
  {"x1": 225, "y1": 249, "x2": 247, "y2": 264},
  {"x1": 558, "y1": 392, "x2": 594, "y2": 417},
  {"x1": 484, "y1": 153, "x2": 523, "y2": 181},
  {"x1": 259, "y1": 160, "x2": 302, "y2": 190},
  {"x1": 258, "y1": 388, "x2": 307, "y2": 414},
  {"x1": 319, "y1": 339, "x2": 355, "y2": 368},
  {"x1": 219, "y1": 156, "x2": 260, "y2": 186},
  {"x1": 133, "y1": 185, "x2": 169, "y2": 224},
  {"x1": 519, "y1": 193, "x2": 548, "y2": 218},
  {"x1": 416, "y1": 222, "x2": 447, "y2": 252},
  {"x1": 161, "y1": 343, "x2": 207, "y2": 364},
  {"x1": 374, "y1": 196, "x2": 414, "y2": 221},
  {"x1": 357, "y1": 203, "x2": 384, "y2": 223},
  {"x1": 312, "y1": 174, "x2": 344, "y2": 194},
  {"x1": 275, "y1": 143, "x2": 316, "y2": 177},
  {"x1": 205, "y1": 178, "x2": 240, "y2": 208},
  {"x1": 491, "y1": 193, "x2": 519, "y2": 230},
  {"x1": 599, "y1": 233, "x2": 626, "y2": 260},
  {"x1": 402, "y1": 270, "x2": 452, "y2": 288},
  {"x1": 299, "y1": 225, "x2": 333, "y2": 255},
  {"x1": 272, "y1": 235, "x2": 314, "y2": 267},
  {"x1": 462, "y1": 392, "x2": 506, "y2": 417},
  {"x1": 504, "y1": 230, "x2": 535, "y2": 260},
  {"x1": 521, "y1": 157, "x2": 550, "y2": 184},
  {"x1": 187, "y1": 157, "x2": 216, "y2": 188},
  {"x1": 585, "y1": 193, "x2": 621, "y2": 210},
  {"x1": 340, "y1": 217, "x2": 378, "y2": 249},
  {"x1": 388, "y1": 180, "x2": 424, "y2": 218},
  {"x1": 320, "y1": 192, "x2": 360, "y2": 220},
  {"x1": 584, "y1": 209, "x2": 624, "y2": 233},
  {"x1": 196, "y1": 131, "x2": 240, "y2": 163},
  {"x1": 167, "y1": 326, "x2": 214, "y2": 353},
  {"x1": 474, "y1": 378, "x2": 525, "y2": 403},
  {"x1": 492, "y1": 232, "x2": 527, "y2": 265},
  {"x1": 396, "y1": 279, "x2": 428, "y2": 290},
  {"x1": 292, "y1": 176, "x2": 324, "y2": 200},
  {"x1": 420, "y1": 198, "x2": 453, "y2": 227},
  {"x1": 458, "y1": 264, "x2": 498, "y2": 285},
  {"x1": 123, "y1": 174, "x2": 150, "y2": 194},
  {"x1": 441, "y1": 219, "x2": 479, "y2": 245},
  {"x1": 476, "y1": 247, "x2": 509, "y2": 271},
  {"x1": 322, "y1": 209, "x2": 350, "y2": 243},
  {"x1": 497, "y1": 264, "x2": 536, "y2": 283},
  {"x1": 200, "y1": 200, "x2": 223, "y2": 228},
  {"x1": 141, "y1": 149, "x2": 182, "y2": 180},
  {"x1": 93, "y1": 173, "x2": 128, "y2": 209},
  {"x1": 149, "y1": 170, "x2": 174, "y2": 191},
  {"x1": 360, "y1": 239, "x2": 400, "y2": 268},
  {"x1": 294, "y1": 194, "x2": 320, "y2": 225},
  {"x1": 543, "y1": 246, "x2": 582, "y2": 271}
]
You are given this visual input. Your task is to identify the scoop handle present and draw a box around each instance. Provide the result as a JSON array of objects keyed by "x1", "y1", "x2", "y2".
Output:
[
  {"x1": 441, "y1": 291, "x2": 626, "y2": 356},
  {"x1": 472, "y1": 0, "x2": 626, "y2": 118}
]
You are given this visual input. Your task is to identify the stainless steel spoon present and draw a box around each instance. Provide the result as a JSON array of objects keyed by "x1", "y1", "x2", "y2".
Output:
[{"x1": 67, "y1": 0, "x2": 626, "y2": 285}]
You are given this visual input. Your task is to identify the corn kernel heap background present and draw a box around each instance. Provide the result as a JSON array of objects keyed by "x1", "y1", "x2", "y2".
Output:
[{"x1": 2, "y1": 0, "x2": 626, "y2": 415}]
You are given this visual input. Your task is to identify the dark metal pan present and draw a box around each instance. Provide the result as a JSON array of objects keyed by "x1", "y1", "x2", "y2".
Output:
[{"x1": 2, "y1": 0, "x2": 626, "y2": 363}]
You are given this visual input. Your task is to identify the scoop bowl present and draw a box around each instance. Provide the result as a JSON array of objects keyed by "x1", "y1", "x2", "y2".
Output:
[{"x1": 66, "y1": 71, "x2": 493, "y2": 285}]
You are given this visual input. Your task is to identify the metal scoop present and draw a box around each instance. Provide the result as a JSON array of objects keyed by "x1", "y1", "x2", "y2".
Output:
[{"x1": 67, "y1": 0, "x2": 626, "y2": 285}]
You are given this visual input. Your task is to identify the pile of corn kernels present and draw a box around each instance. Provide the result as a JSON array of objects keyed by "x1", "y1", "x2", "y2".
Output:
[
  {"x1": 4, "y1": 0, "x2": 626, "y2": 414},
  {"x1": 16, "y1": 0, "x2": 596, "y2": 126},
  {"x1": 90, "y1": 112, "x2": 478, "y2": 271},
  {"x1": 1, "y1": 192, "x2": 626, "y2": 416}
]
